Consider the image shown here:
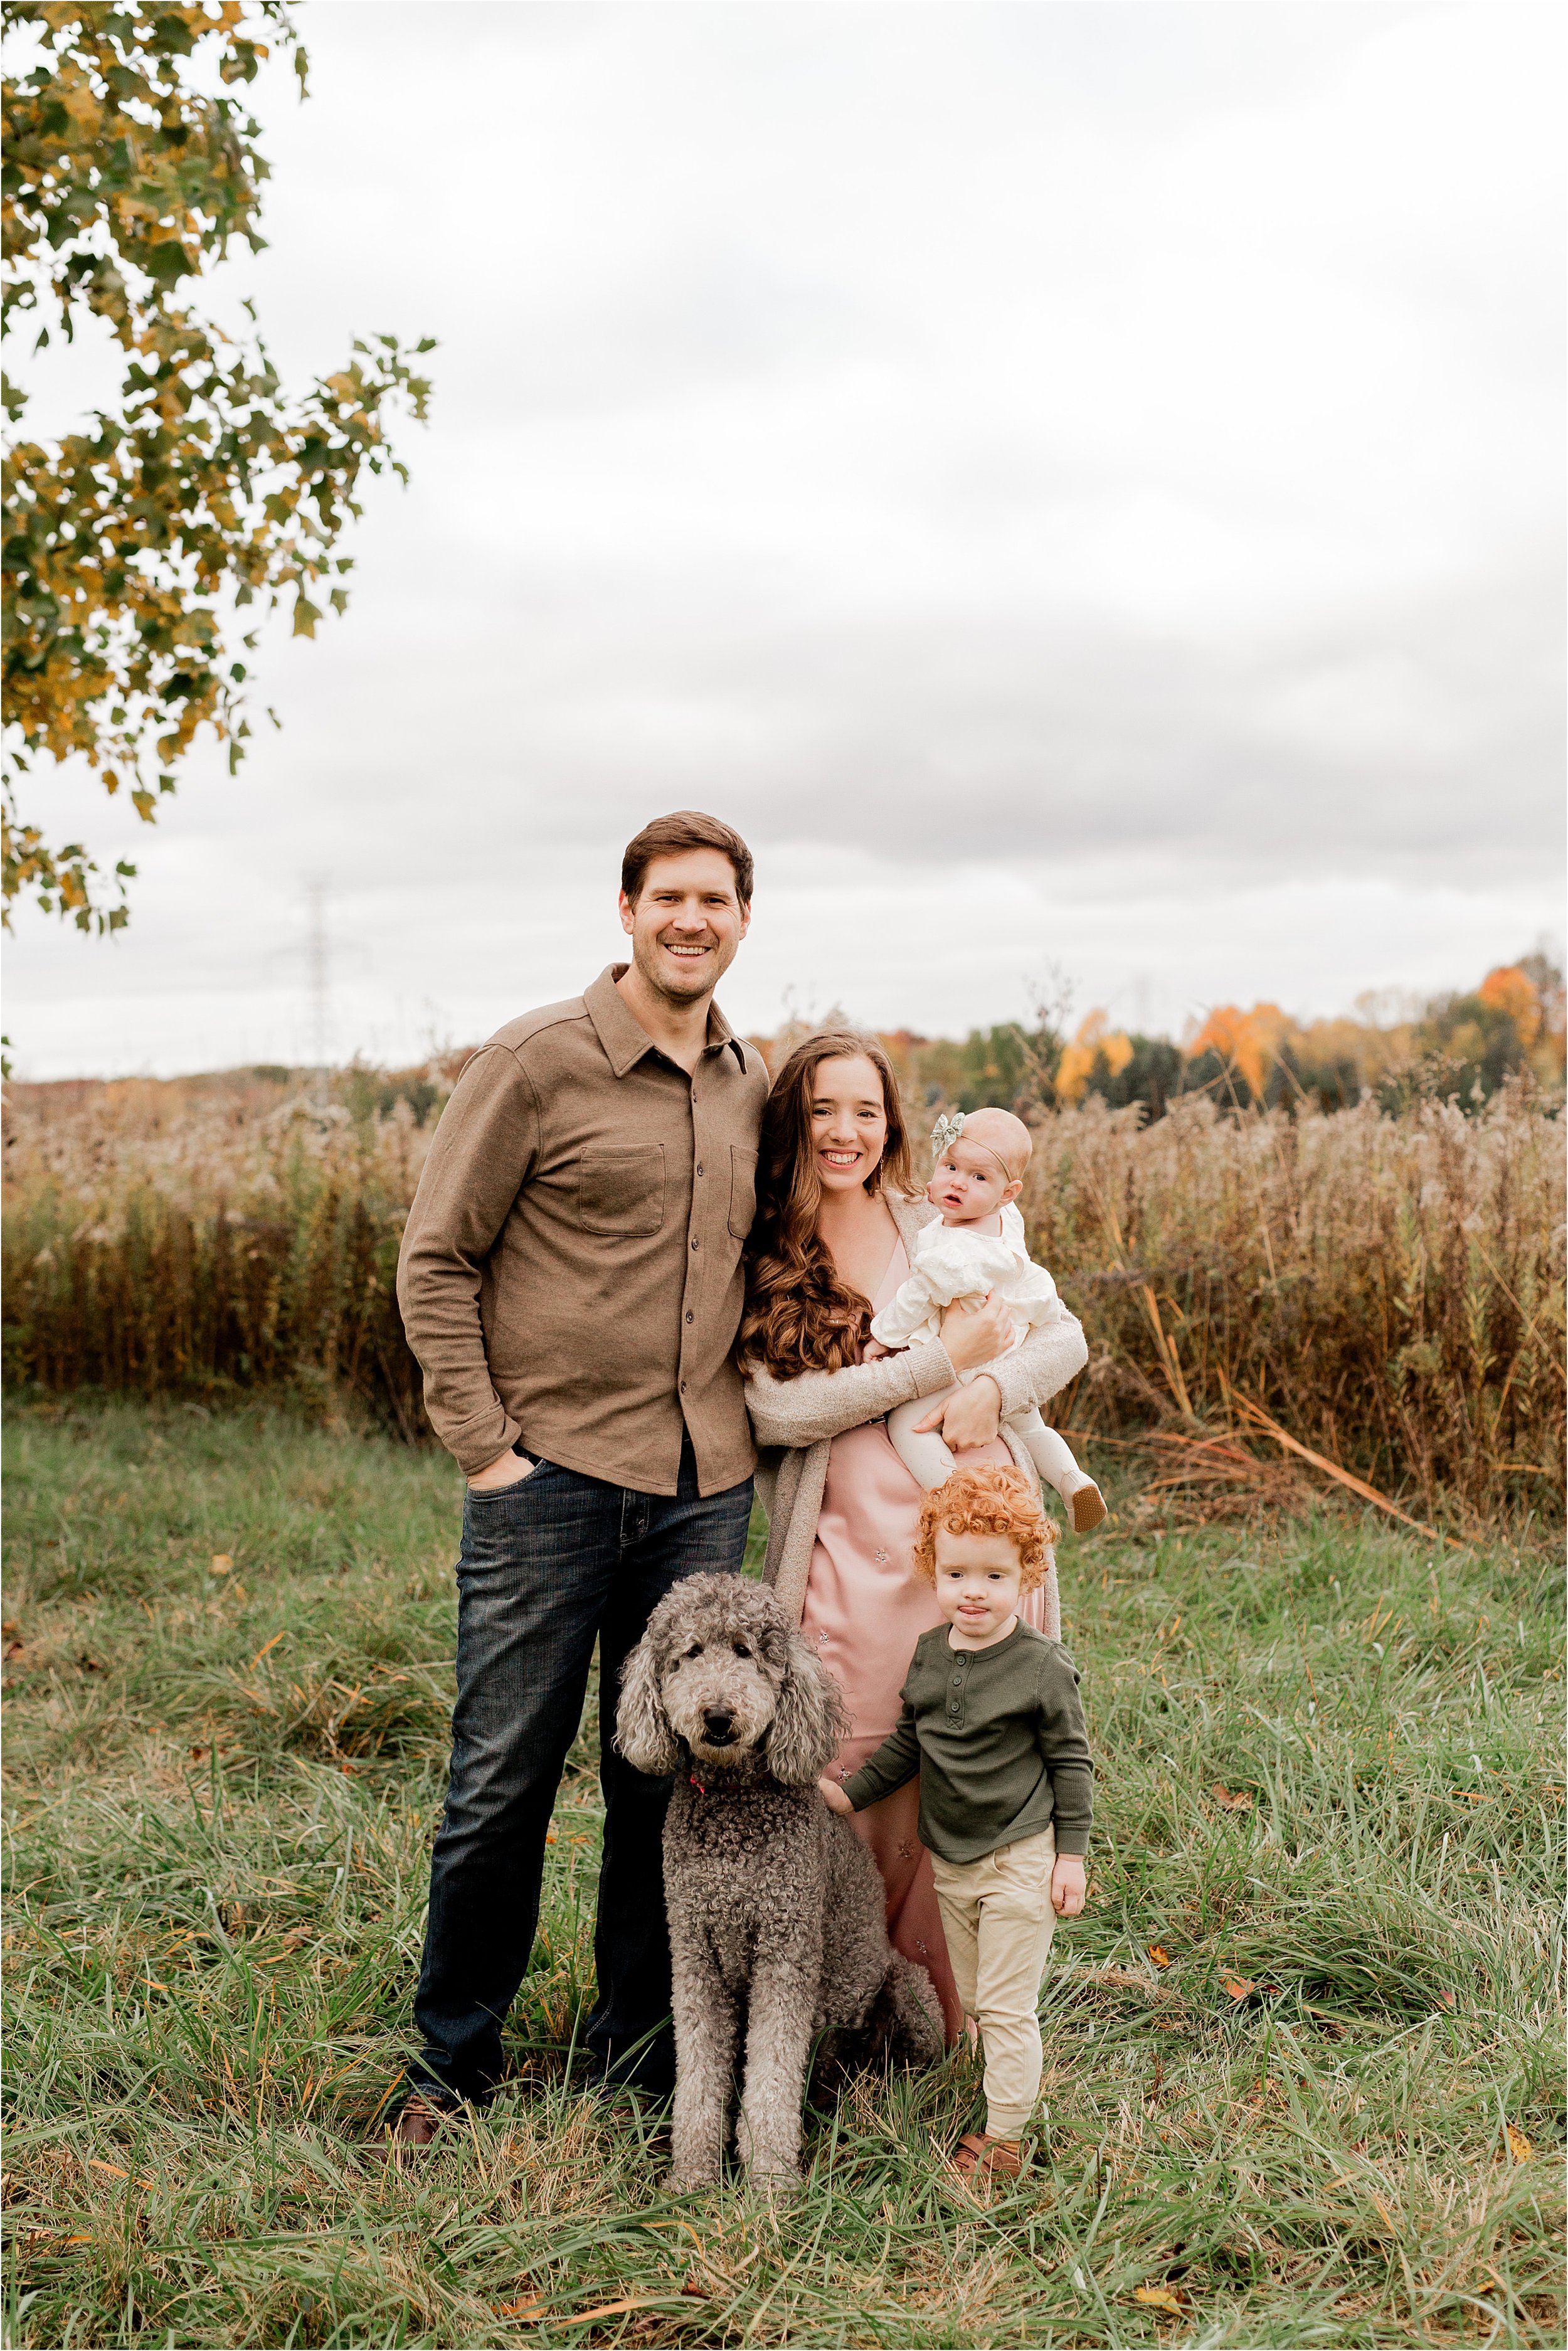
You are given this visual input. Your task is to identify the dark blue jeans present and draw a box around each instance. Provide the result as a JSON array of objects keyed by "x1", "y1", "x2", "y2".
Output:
[{"x1": 411, "y1": 1438, "x2": 753, "y2": 2104}]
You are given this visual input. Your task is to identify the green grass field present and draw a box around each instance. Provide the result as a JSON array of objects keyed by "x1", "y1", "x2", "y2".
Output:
[{"x1": 3, "y1": 1399, "x2": 1562, "y2": 2349}]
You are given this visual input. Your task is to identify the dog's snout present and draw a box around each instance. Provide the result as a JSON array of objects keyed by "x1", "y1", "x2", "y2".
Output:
[{"x1": 702, "y1": 1707, "x2": 736, "y2": 1741}]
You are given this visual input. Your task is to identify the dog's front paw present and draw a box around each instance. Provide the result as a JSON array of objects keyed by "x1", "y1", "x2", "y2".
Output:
[
  {"x1": 744, "y1": 2163, "x2": 805, "y2": 2200},
  {"x1": 663, "y1": 2166, "x2": 721, "y2": 2195}
]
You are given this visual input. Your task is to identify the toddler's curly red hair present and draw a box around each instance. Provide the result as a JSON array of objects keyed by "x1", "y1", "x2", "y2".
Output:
[{"x1": 911, "y1": 1463, "x2": 1056, "y2": 1589}]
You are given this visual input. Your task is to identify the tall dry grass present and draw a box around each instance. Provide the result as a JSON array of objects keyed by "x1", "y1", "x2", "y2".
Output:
[
  {"x1": 2, "y1": 1081, "x2": 433, "y2": 1438},
  {"x1": 3, "y1": 1071, "x2": 1562, "y2": 1515},
  {"x1": 1025, "y1": 1086, "x2": 1564, "y2": 1518}
]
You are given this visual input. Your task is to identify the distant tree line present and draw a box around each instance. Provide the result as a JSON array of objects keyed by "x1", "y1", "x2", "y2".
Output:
[{"x1": 855, "y1": 953, "x2": 1565, "y2": 1123}]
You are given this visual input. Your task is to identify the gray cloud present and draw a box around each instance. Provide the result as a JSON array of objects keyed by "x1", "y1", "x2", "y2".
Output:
[{"x1": 4, "y1": 0, "x2": 1562, "y2": 1077}]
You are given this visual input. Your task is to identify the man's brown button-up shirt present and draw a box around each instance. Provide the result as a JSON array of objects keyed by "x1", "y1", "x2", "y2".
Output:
[{"x1": 396, "y1": 967, "x2": 768, "y2": 1494}]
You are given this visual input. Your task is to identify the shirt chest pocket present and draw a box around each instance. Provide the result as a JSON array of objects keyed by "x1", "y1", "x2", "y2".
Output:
[
  {"x1": 576, "y1": 1145, "x2": 666, "y2": 1237},
  {"x1": 728, "y1": 1145, "x2": 758, "y2": 1241}
]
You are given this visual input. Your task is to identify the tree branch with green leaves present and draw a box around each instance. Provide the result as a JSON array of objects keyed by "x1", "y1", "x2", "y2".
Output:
[{"x1": 2, "y1": 1, "x2": 433, "y2": 931}]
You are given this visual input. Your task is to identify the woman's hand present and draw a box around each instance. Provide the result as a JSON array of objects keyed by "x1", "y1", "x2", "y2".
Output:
[
  {"x1": 940, "y1": 1290, "x2": 1013, "y2": 1372},
  {"x1": 818, "y1": 1776, "x2": 854, "y2": 1817},
  {"x1": 913, "y1": 1376, "x2": 1002, "y2": 1450}
]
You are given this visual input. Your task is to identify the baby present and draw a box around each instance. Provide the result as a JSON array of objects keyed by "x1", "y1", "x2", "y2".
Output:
[
  {"x1": 871, "y1": 1108, "x2": 1106, "y2": 1533},
  {"x1": 820, "y1": 1464, "x2": 1093, "y2": 2182}
]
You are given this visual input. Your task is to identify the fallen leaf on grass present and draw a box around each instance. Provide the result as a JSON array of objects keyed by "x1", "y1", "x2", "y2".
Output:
[
  {"x1": 1370, "y1": 2195, "x2": 1395, "y2": 2231},
  {"x1": 1133, "y1": 2286, "x2": 1185, "y2": 2314},
  {"x1": 64, "y1": 2234, "x2": 93, "y2": 2246},
  {"x1": 4, "y1": 1640, "x2": 23, "y2": 1661},
  {"x1": 497, "y1": 2302, "x2": 546, "y2": 2321},
  {"x1": 1505, "y1": 2123, "x2": 1534, "y2": 2163},
  {"x1": 1147, "y1": 1945, "x2": 1171, "y2": 1968},
  {"x1": 558, "y1": 2300, "x2": 671, "y2": 2326},
  {"x1": 1220, "y1": 1975, "x2": 1254, "y2": 2001},
  {"x1": 1435, "y1": 1991, "x2": 1456, "y2": 2012},
  {"x1": 88, "y1": 2157, "x2": 155, "y2": 2190},
  {"x1": 248, "y1": 1631, "x2": 286, "y2": 1669},
  {"x1": 209, "y1": 1554, "x2": 232, "y2": 1574},
  {"x1": 680, "y1": 2279, "x2": 707, "y2": 2299},
  {"x1": 1211, "y1": 1783, "x2": 1254, "y2": 1811}
]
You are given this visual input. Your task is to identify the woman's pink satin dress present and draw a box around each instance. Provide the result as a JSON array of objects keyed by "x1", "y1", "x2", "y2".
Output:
[{"x1": 799, "y1": 1239, "x2": 1049, "y2": 2042}]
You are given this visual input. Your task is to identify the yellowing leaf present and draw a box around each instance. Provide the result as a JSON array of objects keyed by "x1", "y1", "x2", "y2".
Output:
[
  {"x1": 1506, "y1": 2123, "x2": 1534, "y2": 2163},
  {"x1": 1147, "y1": 1945, "x2": 1172, "y2": 1968},
  {"x1": 1220, "y1": 1975, "x2": 1254, "y2": 2001},
  {"x1": 497, "y1": 2302, "x2": 545, "y2": 2320},
  {"x1": 88, "y1": 2157, "x2": 154, "y2": 2189},
  {"x1": 1212, "y1": 1783, "x2": 1254, "y2": 1811},
  {"x1": 209, "y1": 1554, "x2": 232, "y2": 1573},
  {"x1": 563, "y1": 2300, "x2": 667, "y2": 2325},
  {"x1": 1134, "y1": 2286, "x2": 1185, "y2": 2314}
]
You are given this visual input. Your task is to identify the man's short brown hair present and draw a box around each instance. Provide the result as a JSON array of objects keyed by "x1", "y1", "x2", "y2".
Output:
[
  {"x1": 622, "y1": 811, "x2": 754, "y2": 907},
  {"x1": 912, "y1": 1463, "x2": 1057, "y2": 1588}
]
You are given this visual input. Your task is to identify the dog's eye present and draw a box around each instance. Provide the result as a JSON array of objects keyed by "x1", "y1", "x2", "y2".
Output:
[
  {"x1": 732, "y1": 1642, "x2": 751, "y2": 1658},
  {"x1": 684, "y1": 1643, "x2": 703, "y2": 1660}
]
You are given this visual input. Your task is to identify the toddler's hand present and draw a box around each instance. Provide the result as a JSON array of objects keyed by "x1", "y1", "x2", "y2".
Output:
[
  {"x1": 818, "y1": 1776, "x2": 853, "y2": 1817},
  {"x1": 1051, "y1": 1854, "x2": 1087, "y2": 1917}
]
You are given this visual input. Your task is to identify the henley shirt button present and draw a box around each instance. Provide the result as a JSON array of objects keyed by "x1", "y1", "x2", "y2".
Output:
[
  {"x1": 690, "y1": 1236, "x2": 699, "y2": 1250},
  {"x1": 685, "y1": 1310, "x2": 694, "y2": 1324},
  {"x1": 696, "y1": 1163, "x2": 704, "y2": 1176}
]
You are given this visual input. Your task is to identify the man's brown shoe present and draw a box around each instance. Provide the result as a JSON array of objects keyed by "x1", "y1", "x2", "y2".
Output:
[{"x1": 388, "y1": 2092, "x2": 454, "y2": 2147}]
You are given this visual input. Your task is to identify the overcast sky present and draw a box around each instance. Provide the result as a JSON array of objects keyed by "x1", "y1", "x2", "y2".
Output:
[{"x1": 6, "y1": 0, "x2": 1564, "y2": 1078}]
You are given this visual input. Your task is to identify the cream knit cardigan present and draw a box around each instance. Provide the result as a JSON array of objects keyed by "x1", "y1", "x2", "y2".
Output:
[{"x1": 745, "y1": 1192, "x2": 1089, "y2": 1633}]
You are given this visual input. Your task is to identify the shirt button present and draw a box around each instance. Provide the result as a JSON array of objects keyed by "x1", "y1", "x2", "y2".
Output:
[
  {"x1": 952, "y1": 1674, "x2": 962, "y2": 1686},
  {"x1": 696, "y1": 1163, "x2": 704, "y2": 1176},
  {"x1": 685, "y1": 1310, "x2": 694, "y2": 1324},
  {"x1": 690, "y1": 1236, "x2": 699, "y2": 1251},
  {"x1": 680, "y1": 1380, "x2": 687, "y2": 1394}
]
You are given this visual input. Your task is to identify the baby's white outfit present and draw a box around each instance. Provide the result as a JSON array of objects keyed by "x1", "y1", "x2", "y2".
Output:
[
  {"x1": 871, "y1": 1203, "x2": 1057, "y2": 1356},
  {"x1": 871, "y1": 1205, "x2": 1104, "y2": 1529}
]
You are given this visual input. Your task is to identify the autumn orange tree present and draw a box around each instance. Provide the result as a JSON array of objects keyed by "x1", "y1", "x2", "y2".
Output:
[{"x1": 1, "y1": 1, "x2": 432, "y2": 931}]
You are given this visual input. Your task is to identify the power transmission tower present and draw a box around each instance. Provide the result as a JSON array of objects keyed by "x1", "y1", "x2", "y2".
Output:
[{"x1": 306, "y1": 879, "x2": 331, "y2": 1101}]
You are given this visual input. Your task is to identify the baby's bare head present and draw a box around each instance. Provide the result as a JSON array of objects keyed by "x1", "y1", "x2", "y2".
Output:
[{"x1": 957, "y1": 1108, "x2": 1032, "y2": 1184}]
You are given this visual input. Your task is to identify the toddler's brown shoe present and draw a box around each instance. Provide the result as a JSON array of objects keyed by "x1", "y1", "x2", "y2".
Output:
[{"x1": 950, "y1": 2131, "x2": 1024, "y2": 2183}]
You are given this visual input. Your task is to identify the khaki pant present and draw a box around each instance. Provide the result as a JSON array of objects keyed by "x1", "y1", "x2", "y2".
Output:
[{"x1": 930, "y1": 1826, "x2": 1057, "y2": 2141}]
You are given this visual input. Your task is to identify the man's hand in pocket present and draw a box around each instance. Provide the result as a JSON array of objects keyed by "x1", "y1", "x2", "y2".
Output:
[{"x1": 467, "y1": 1446, "x2": 535, "y2": 1492}]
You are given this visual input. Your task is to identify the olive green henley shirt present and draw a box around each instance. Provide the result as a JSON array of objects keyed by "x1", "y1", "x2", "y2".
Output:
[{"x1": 842, "y1": 1620, "x2": 1094, "y2": 1865}]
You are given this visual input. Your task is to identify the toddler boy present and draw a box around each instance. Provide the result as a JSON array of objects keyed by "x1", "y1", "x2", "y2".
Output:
[{"x1": 820, "y1": 1463, "x2": 1092, "y2": 2181}]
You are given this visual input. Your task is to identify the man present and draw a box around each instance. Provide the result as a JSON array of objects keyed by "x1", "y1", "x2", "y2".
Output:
[{"x1": 391, "y1": 811, "x2": 766, "y2": 2138}]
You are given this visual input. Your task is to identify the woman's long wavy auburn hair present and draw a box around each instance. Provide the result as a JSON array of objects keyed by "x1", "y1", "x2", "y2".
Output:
[{"x1": 738, "y1": 1029, "x2": 916, "y2": 1380}]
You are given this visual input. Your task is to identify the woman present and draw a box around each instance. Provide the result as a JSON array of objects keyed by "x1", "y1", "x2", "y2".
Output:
[{"x1": 739, "y1": 1031, "x2": 1089, "y2": 2037}]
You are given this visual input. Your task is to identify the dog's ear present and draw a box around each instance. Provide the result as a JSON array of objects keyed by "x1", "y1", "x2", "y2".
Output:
[
  {"x1": 615, "y1": 1634, "x2": 680, "y2": 1776},
  {"x1": 765, "y1": 1628, "x2": 847, "y2": 1785}
]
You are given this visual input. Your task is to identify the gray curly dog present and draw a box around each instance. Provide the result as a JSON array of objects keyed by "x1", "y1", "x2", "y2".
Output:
[{"x1": 616, "y1": 1573, "x2": 944, "y2": 2190}]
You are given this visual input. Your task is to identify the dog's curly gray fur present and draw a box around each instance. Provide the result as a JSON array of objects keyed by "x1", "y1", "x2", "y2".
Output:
[{"x1": 617, "y1": 1573, "x2": 943, "y2": 2190}]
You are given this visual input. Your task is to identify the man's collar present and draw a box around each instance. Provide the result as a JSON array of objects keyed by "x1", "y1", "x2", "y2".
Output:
[{"x1": 585, "y1": 964, "x2": 748, "y2": 1076}]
